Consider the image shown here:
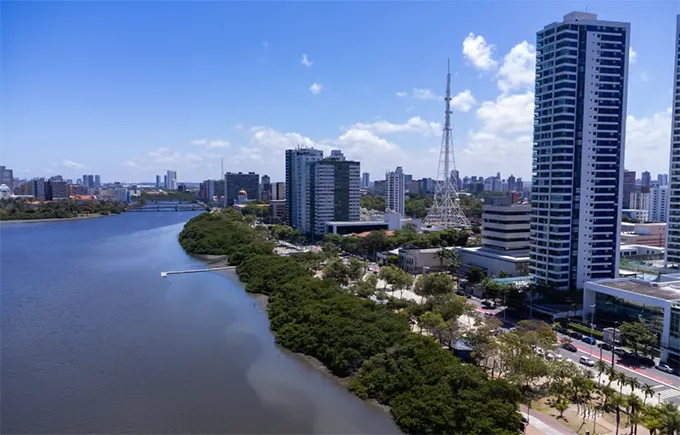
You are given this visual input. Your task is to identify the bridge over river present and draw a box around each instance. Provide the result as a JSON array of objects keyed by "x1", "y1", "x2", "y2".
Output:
[{"x1": 128, "y1": 201, "x2": 208, "y2": 212}]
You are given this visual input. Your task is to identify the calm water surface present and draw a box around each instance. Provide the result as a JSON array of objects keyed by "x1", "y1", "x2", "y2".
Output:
[{"x1": 1, "y1": 212, "x2": 399, "y2": 434}]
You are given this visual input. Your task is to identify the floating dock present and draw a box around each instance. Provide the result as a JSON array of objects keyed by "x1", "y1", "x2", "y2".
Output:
[{"x1": 161, "y1": 266, "x2": 236, "y2": 277}]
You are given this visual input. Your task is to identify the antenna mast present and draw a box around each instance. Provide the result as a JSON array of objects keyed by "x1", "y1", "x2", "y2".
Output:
[{"x1": 423, "y1": 60, "x2": 470, "y2": 229}]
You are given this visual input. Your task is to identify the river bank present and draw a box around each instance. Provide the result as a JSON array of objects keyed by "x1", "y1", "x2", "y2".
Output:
[{"x1": 0, "y1": 213, "x2": 112, "y2": 224}]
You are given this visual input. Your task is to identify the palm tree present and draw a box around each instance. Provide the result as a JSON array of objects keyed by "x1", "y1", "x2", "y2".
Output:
[
  {"x1": 628, "y1": 377, "x2": 641, "y2": 393},
  {"x1": 596, "y1": 359, "x2": 608, "y2": 385},
  {"x1": 609, "y1": 393, "x2": 626, "y2": 435},
  {"x1": 642, "y1": 404, "x2": 663, "y2": 435},
  {"x1": 607, "y1": 366, "x2": 618, "y2": 388},
  {"x1": 658, "y1": 402, "x2": 680, "y2": 435},
  {"x1": 642, "y1": 383, "x2": 656, "y2": 406},
  {"x1": 616, "y1": 371, "x2": 628, "y2": 394},
  {"x1": 627, "y1": 393, "x2": 644, "y2": 435}
]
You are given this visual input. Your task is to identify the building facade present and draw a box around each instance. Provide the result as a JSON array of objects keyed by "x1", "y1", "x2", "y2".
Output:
[
  {"x1": 0, "y1": 166, "x2": 13, "y2": 192},
  {"x1": 630, "y1": 191, "x2": 651, "y2": 215},
  {"x1": 260, "y1": 175, "x2": 271, "y2": 202},
  {"x1": 530, "y1": 11, "x2": 630, "y2": 290},
  {"x1": 285, "y1": 148, "x2": 323, "y2": 234},
  {"x1": 166, "y1": 171, "x2": 177, "y2": 191},
  {"x1": 272, "y1": 182, "x2": 285, "y2": 200},
  {"x1": 225, "y1": 172, "x2": 259, "y2": 205},
  {"x1": 156, "y1": 175, "x2": 161, "y2": 189},
  {"x1": 623, "y1": 170, "x2": 636, "y2": 209},
  {"x1": 667, "y1": 15, "x2": 680, "y2": 265},
  {"x1": 650, "y1": 186, "x2": 669, "y2": 222},
  {"x1": 362, "y1": 172, "x2": 370, "y2": 189},
  {"x1": 309, "y1": 150, "x2": 360, "y2": 238},
  {"x1": 385, "y1": 166, "x2": 406, "y2": 216}
]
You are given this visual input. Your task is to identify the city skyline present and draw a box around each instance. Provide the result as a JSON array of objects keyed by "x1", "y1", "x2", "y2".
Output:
[{"x1": 2, "y1": 2, "x2": 678, "y2": 182}]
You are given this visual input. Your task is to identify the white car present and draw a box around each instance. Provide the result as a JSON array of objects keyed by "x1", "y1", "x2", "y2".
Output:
[
  {"x1": 555, "y1": 354, "x2": 565, "y2": 362},
  {"x1": 535, "y1": 347, "x2": 545, "y2": 357},
  {"x1": 657, "y1": 363, "x2": 675, "y2": 374},
  {"x1": 546, "y1": 352, "x2": 555, "y2": 361},
  {"x1": 579, "y1": 356, "x2": 595, "y2": 367}
]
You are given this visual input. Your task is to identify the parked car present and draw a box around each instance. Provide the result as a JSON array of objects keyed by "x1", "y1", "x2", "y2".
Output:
[
  {"x1": 562, "y1": 342, "x2": 577, "y2": 352},
  {"x1": 556, "y1": 327, "x2": 569, "y2": 335},
  {"x1": 598, "y1": 342, "x2": 613, "y2": 351},
  {"x1": 580, "y1": 356, "x2": 595, "y2": 367},
  {"x1": 570, "y1": 331, "x2": 584, "y2": 340},
  {"x1": 481, "y1": 300, "x2": 493, "y2": 308},
  {"x1": 581, "y1": 336, "x2": 597, "y2": 345},
  {"x1": 657, "y1": 363, "x2": 675, "y2": 374},
  {"x1": 640, "y1": 356, "x2": 656, "y2": 367}
]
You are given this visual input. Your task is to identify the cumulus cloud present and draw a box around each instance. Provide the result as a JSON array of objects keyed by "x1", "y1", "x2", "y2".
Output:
[
  {"x1": 629, "y1": 47, "x2": 637, "y2": 64},
  {"x1": 396, "y1": 91, "x2": 408, "y2": 97},
  {"x1": 62, "y1": 160, "x2": 84, "y2": 169},
  {"x1": 625, "y1": 108, "x2": 671, "y2": 174},
  {"x1": 412, "y1": 88, "x2": 439, "y2": 100},
  {"x1": 301, "y1": 54, "x2": 313, "y2": 67},
  {"x1": 462, "y1": 33, "x2": 497, "y2": 70},
  {"x1": 497, "y1": 41, "x2": 536, "y2": 93},
  {"x1": 309, "y1": 82, "x2": 323, "y2": 95},
  {"x1": 450, "y1": 89, "x2": 477, "y2": 112},
  {"x1": 350, "y1": 116, "x2": 441, "y2": 136},
  {"x1": 190, "y1": 138, "x2": 231, "y2": 148}
]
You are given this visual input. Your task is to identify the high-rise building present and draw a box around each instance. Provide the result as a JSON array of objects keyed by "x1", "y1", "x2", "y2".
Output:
[
  {"x1": 156, "y1": 175, "x2": 161, "y2": 188},
  {"x1": 82, "y1": 174, "x2": 88, "y2": 187},
  {"x1": 530, "y1": 11, "x2": 630, "y2": 290},
  {"x1": 623, "y1": 170, "x2": 636, "y2": 209},
  {"x1": 658, "y1": 173, "x2": 669, "y2": 186},
  {"x1": 507, "y1": 174, "x2": 517, "y2": 192},
  {"x1": 166, "y1": 171, "x2": 177, "y2": 190},
  {"x1": 649, "y1": 186, "x2": 669, "y2": 223},
  {"x1": 285, "y1": 148, "x2": 323, "y2": 233},
  {"x1": 629, "y1": 191, "x2": 651, "y2": 213},
  {"x1": 261, "y1": 175, "x2": 271, "y2": 201},
  {"x1": 642, "y1": 171, "x2": 652, "y2": 189},
  {"x1": 163, "y1": 175, "x2": 168, "y2": 189},
  {"x1": 31, "y1": 178, "x2": 46, "y2": 200},
  {"x1": 94, "y1": 175, "x2": 101, "y2": 188},
  {"x1": 667, "y1": 15, "x2": 680, "y2": 265},
  {"x1": 0, "y1": 166, "x2": 13, "y2": 191},
  {"x1": 272, "y1": 182, "x2": 285, "y2": 200},
  {"x1": 309, "y1": 150, "x2": 360, "y2": 238},
  {"x1": 225, "y1": 172, "x2": 259, "y2": 205},
  {"x1": 361, "y1": 172, "x2": 370, "y2": 189},
  {"x1": 48, "y1": 180, "x2": 69, "y2": 199},
  {"x1": 385, "y1": 166, "x2": 406, "y2": 216}
]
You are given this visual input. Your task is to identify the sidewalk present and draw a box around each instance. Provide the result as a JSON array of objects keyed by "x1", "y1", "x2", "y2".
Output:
[{"x1": 520, "y1": 405, "x2": 574, "y2": 435}]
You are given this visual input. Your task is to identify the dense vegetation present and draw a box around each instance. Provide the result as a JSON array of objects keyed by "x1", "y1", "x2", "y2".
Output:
[
  {"x1": 361, "y1": 193, "x2": 485, "y2": 221},
  {"x1": 178, "y1": 210, "x2": 523, "y2": 434},
  {"x1": 0, "y1": 198, "x2": 127, "y2": 220},
  {"x1": 140, "y1": 191, "x2": 196, "y2": 203}
]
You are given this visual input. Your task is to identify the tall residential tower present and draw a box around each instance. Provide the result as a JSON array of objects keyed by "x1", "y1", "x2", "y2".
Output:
[
  {"x1": 667, "y1": 15, "x2": 680, "y2": 265},
  {"x1": 385, "y1": 166, "x2": 406, "y2": 216},
  {"x1": 285, "y1": 148, "x2": 323, "y2": 235},
  {"x1": 530, "y1": 12, "x2": 630, "y2": 289}
]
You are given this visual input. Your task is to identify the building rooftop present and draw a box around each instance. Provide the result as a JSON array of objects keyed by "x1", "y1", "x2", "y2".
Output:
[{"x1": 593, "y1": 278, "x2": 680, "y2": 302}]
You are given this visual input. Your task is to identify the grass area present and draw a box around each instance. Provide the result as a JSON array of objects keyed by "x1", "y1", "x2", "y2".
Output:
[{"x1": 531, "y1": 397, "x2": 612, "y2": 435}]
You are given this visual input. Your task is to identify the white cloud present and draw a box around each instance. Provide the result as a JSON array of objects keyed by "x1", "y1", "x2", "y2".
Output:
[
  {"x1": 310, "y1": 82, "x2": 323, "y2": 95},
  {"x1": 629, "y1": 47, "x2": 637, "y2": 64},
  {"x1": 625, "y1": 108, "x2": 671, "y2": 174},
  {"x1": 147, "y1": 147, "x2": 182, "y2": 163},
  {"x1": 249, "y1": 126, "x2": 315, "y2": 153},
  {"x1": 497, "y1": 41, "x2": 536, "y2": 93},
  {"x1": 462, "y1": 33, "x2": 497, "y2": 70},
  {"x1": 396, "y1": 91, "x2": 408, "y2": 97},
  {"x1": 350, "y1": 116, "x2": 441, "y2": 136},
  {"x1": 185, "y1": 153, "x2": 203, "y2": 162},
  {"x1": 301, "y1": 54, "x2": 313, "y2": 67},
  {"x1": 62, "y1": 160, "x2": 84, "y2": 169},
  {"x1": 475, "y1": 91, "x2": 535, "y2": 134},
  {"x1": 450, "y1": 89, "x2": 477, "y2": 112},
  {"x1": 412, "y1": 88, "x2": 439, "y2": 101},
  {"x1": 190, "y1": 138, "x2": 231, "y2": 148}
]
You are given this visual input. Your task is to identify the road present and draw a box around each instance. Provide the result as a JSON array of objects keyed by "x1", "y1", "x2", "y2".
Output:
[{"x1": 464, "y1": 294, "x2": 680, "y2": 404}]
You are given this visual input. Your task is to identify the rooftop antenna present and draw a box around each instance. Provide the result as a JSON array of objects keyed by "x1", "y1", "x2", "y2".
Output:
[{"x1": 423, "y1": 59, "x2": 470, "y2": 229}]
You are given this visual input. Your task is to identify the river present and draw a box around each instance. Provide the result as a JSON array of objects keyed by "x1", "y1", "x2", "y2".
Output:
[{"x1": 0, "y1": 211, "x2": 399, "y2": 434}]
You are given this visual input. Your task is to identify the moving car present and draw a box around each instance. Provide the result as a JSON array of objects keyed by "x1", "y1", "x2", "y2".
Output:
[
  {"x1": 562, "y1": 342, "x2": 577, "y2": 352},
  {"x1": 579, "y1": 356, "x2": 595, "y2": 367},
  {"x1": 598, "y1": 342, "x2": 613, "y2": 351},
  {"x1": 657, "y1": 363, "x2": 675, "y2": 374},
  {"x1": 570, "y1": 331, "x2": 584, "y2": 340},
  {"x1": 481, "y1": 300, "x2": 493, "y2": 308},
  {"x1": 581, "y1": 336, "x2": 597, "y2": 345}
]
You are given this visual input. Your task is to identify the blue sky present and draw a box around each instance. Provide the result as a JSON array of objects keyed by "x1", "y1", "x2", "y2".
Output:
[{"x1": 2, "y1": 1, "x2": 678, "y2": 183}]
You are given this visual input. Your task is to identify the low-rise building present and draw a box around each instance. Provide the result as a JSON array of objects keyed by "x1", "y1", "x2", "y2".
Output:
[
  {"x1": 619, "y1": 244, "x2": 665, "y2": 261},
  {"x1": 620, "y1": 222, "x2": 666, "y2": 247},
  {"x1": 623, "y1": 209, "x2": 649, "y2": 222},
  {"x1": 399, "y1": 247, "x2": 455, "y2": 274},
  {"x1": 458, "y1": 195, "x2": 530, "y2": 277},
  {"x1": 269, "y1": 199, "x2": 285, "y2": 223},
  {"x1": 583, "y1": 277, "x2": 680, "y2": 367},
  {"x1": 325, "y1": 212, "x2": 422, "y2": 235}
]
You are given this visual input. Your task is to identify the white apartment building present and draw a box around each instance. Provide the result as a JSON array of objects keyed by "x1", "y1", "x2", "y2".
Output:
[
  {"x1": 166, "y1": 170, "x2": 177, "y2": 191},
  {"x1": 385, "y1": 166, "x2": 406, "y2": 216},
  {"x1": 285, "y1": 148, "x2": 323, "y2": 235},
  {"x1": 530, "y1": 12, "x2": 630, "y2": 290},
  {"x1": 667, "y1": 15, "x2": 680, "y2": 265},
  {"x1": 630, "y1": 191, "x2": 651, "y2": 213},
  {"x1": 310, "y1": 150, "x2": 360, "y2": 238},
  {"x1": 650, "y1": 186, "x2": 669, "y2": 222}
]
